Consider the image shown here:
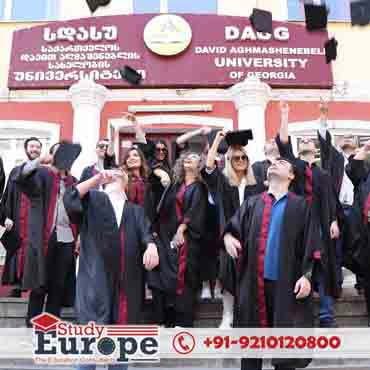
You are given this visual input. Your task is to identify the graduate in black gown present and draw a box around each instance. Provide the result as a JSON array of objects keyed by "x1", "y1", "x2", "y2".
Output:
[
  {"x1": 224, "y1": 158, "x2": 318, "y2": 370},
  {"x1": 317, "y1": 100, "x2": 359, "y2": 293},
  {"x1": 276, "y1": 101, "x2": 340, "y2": 327},
  {"x1": 80, "y1": 138, "x2": 116, "y2": 185},
  {"x1": 252, "y1": 138, "x2": 280, "y2": 188},
  {"x1": 64, "y1": 168, "x2": 159, "y2": 370},
  {"x1": 202, "y1": 130, "x2": 264, "y2": 328},
  {"x1": 150, "y1": 151, "x2": 207, "y2": 327},
  {"x1": 344, "y1": 140, "x2": 370, "y2": 326},
  {"x1": 1, "y1": 137, "x2": 42, "y2": 297},
  {"x1": 14, "y1": 142, "x2": 78, "y2": 326}
]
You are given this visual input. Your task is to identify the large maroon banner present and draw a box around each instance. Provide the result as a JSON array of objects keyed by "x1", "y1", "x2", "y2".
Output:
[{"x1": 8, "y1": 14, "x2": 333, "y2": 89}]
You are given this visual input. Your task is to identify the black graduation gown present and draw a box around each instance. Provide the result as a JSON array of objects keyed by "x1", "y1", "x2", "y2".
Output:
[
  {"x1": 344, "y1": 158, "x2": 370, "y2": 274},
  {"x1": 79, "y1": 165, "x2": 99, "y2": 184},
  {"x1": 225, "y1": 192, "x2": 317, "y2": 368},
  {"x1": 13, "y1": 165, "x2": 77, "y2": 297},
  {"x1": 0, "y1": 156, "x2": 5, "y2": 198},
  {"x1": 252, "y1": 159, "x2": 272, "y2": 188},
  {"x1": 201, "y1": 166, "x2": 264, "y2": 295},
  {"x1": 0, "y1": 166, "x2": 30, "y2": 285},
  {"x1": 276, "y1": 135, "x2": 340, "y2": 297},
  {"x1": 149, "y1": 181, "x2": 207, "y2": 296},
  {"x1": 64, "y1": 188, "x2": 154, "y2": 324}
]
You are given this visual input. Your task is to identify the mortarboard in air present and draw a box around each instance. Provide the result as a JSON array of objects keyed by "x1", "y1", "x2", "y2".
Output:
[
  {"x1": 86, "y1": 0, "x2": 111, "y2": 13},
  {"x1": 250, "y1": 8, "x2": 273, "y2": 34},
  {"x1": 53, "y1": 142, "x2": 82, "y2": 171},
  {"x1": 207, "y1": 129, "x2": 229, "y2": 154},
  {"x1": 304, "y1": 3, "x2": 329, "y2": 31},
  {"x1": 324, "y1": 37, "x2": 338, "y2": 63},
  {"x1": 350, "y1": 0, "x2": 370, "y2": 26},
  {"x1": 119, "y1": 66, "x2": 143, "y2": 85},
  {"x1": 225, "y1": 130, "x2": 254, "y2": 147}
]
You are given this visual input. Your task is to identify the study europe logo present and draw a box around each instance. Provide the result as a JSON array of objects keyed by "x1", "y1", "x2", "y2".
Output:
[{"x1": 31, "y1": 313, "x2": 160, "y2": 365}]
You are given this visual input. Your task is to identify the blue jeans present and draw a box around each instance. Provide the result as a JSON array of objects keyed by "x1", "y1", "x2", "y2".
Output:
[
  {"x1": 318, "y1": 274, "x2": 335, "y2": 324},
  {"x1": 76, "y1": 364, "x2": 128, "y2": 370}
]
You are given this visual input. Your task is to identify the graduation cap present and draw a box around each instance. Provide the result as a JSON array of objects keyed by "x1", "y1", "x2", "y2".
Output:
[
  {"x1": 324, "y1": 37, "x2": 338, "y2": 63},
  {"x1": 350, "y1": 0, "x2": 370, "y2": 26},
  {"x1": 86, "y1": 0, "x2": 111, "y2": 13},
  {"x1": 250, "y1": 8, "x2": 273, "y2": 34},
  {"x1": 304, "y1": 3, "x2": 328, "y2": 31},
  {"x1": 225, "y1": 130, "x2": 253, "y2": 147},
  {"x1": 53, "y1": 142, "x2": 82, "y2": 171},
  {"x1": 0, "y1": 229, "x2": 20, "y2": 257},
  {"x1": 31, "y1": 313, "x2": 60, "y2": 333},
  {"x1": 119, "y1": 66, "x2": 142, "y2": 85},
  {"x1": 207, "y1": 129, "x2": 229, "y2": 154}
]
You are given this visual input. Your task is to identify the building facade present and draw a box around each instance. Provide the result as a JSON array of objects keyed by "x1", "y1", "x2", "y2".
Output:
[{"x1": 0, "y1": 0, "x2": 369, "y2": 181}]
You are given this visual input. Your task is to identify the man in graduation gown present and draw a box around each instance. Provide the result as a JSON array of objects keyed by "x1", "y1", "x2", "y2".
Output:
[
  {"x1": 276, "y1": 101, "x2": 340, "y2": 328},
  {"x1": 224, "y1": 158, "x2": 318, "y2": 370},
  {"x1": 317, "y1": 100, "x2": 361, "y2": 292},
  {"x1": 64, "y1": 168, "x2": 159, "y2": 370},
  {"x1": 344, "y1": 140, "x2": 370, "y2": 326},
  {"x1": 0, "y1": 137, "x2": 42, "y2": 297},
  {"x1": 252, "y1": 138, "x2": 280, "y2": 188},
  {"x1": 80, "y1": 138, "x2": 116, "y2": 184},
  {"x1": 14, "y1": 142, "x2": 78, "y2": 326}
]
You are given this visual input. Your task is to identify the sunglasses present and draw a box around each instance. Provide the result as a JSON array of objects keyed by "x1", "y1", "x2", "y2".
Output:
[
  {"x1": 155, "y1": 147, "x2": 167, "y2": 153},
  {"x1": 97, "y1": 144, "x2": 108, "y2": 149},
  {"x1": 231, "y1": 155, "x2": 248, "y2": 162}
]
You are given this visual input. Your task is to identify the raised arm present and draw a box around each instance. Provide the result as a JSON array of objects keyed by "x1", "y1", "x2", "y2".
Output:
[
  {"x1": 176, "y1": 126, "x2": 211, "y2": 146},
  {"x1": 279, "y1": 101, "x2": 290, "y2": 144}
]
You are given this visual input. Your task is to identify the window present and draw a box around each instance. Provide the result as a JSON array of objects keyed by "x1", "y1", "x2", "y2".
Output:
[
  {"x1": 133, "y1": 0, "x2": 160, "y2": 14},
  {"x1": 0, "y1": 0, "x2": 4, "y2": 19},
  {"x1": 133, "y1": 0, "x2": 217, "y2": 14},
  {"x1": 0, "y1": 0, "x2": 58, "y2": 21},
  {"x1": 288, "y1": 0, "x2": 351, "y2": 22},
  {"x1": 168, "y1": 0, "x2": 217, "y2": 14}
]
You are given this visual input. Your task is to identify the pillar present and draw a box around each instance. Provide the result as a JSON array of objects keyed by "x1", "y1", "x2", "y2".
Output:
[
  {"x1": 229, "y1": 76, "x2": 271, "y2": 163},
  {"x1": 69, "y1": 78, "x2": 108, "y2": 178}
]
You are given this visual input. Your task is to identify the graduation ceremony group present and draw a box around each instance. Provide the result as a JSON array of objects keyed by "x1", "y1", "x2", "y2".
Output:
[{"x1": 1, "y1": 98, "x2": 370, "y2": 370}]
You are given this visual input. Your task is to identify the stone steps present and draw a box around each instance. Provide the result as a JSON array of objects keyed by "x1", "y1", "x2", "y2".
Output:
[
  {"x1": 0, "y1": 285, "x2": 367, "y2": 328},
  {"x1": 0, "y1": 359, "x2": 370, "y2": 370}
]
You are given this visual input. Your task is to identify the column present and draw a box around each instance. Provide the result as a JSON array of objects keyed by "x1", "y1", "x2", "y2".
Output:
[
  {"x1": 229, "y1": 76, "x2": 271, "y2": 163},
  {"x1": 69, "y1": 78, "x2": 108, "y2": 179}
]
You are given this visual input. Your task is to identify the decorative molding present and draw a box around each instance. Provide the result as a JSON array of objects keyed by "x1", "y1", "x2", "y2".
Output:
[
  {"x1": 3, "y1": 81, "x2": 370, "y2": 103},
  {"x1": 128, "y1": 104, "x2": 213, "y2": 113},
  {"x1": 230, "y1": 76, "x2": 271, "y2": 109},
  {"x1": 109, "y1": 114, "x2": 234, "y2": 131},
  {"x1": 68, "y1": 78, "x2": 108, "y2": 110}
]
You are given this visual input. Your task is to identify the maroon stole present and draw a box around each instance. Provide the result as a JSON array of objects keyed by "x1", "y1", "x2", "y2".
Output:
[
  {"x1": 43, "y1": 170, "x2": 78, "y2": 256},
  {"x1": 128, "y1": 176, "x2": 145, "y2": 207},
  {"x1": 257, "y1": 192, "x2": 273, "y2": 327},
  {"x1": 17, "y1": 193, "x2": 30, "y2": 280},
  {"x1": 304, "y1": 165, "x2": 321, "y2": 260},
  {"x1": 363, "y1": 193, "x2": 370, "y2": 226},
  {"x1": 175, "y1": 183, "x2": 189, "y2": 296},
  {"x1": 118, "y1": 228, "x2": 128, "y2": 324}
]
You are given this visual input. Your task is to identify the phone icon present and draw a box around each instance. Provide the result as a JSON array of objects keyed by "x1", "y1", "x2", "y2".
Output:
[
  {"x1": 173, "y1": 331, "x2": 195, "y2": 355},
  {"x1": 178, "y1": 335, "x2": 190, "y2": 351}
]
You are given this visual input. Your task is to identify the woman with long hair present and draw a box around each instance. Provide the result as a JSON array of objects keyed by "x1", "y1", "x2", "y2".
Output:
[
  {"x1": 202, "y1": 130, "x2": 264, "y2": 328},
  {"x1": 150, "y1": 151, "x2": 207, "y2": 327}
]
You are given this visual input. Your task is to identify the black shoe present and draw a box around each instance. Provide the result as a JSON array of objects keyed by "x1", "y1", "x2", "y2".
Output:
[
  {"x1": 7, "y1": 288, "x2": 21, "y2": 298},
  {"x1": 320, "y1": 320, "x2": 338, "y2": 328}
]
